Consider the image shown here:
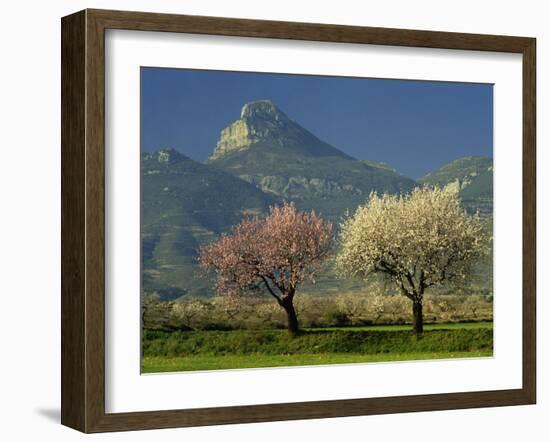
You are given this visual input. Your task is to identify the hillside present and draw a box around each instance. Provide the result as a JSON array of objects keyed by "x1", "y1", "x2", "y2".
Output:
[
  {"x1": 141, "y1": 148, "x2": 277, "y2": 299},
  {"x1": 418, "y1": 156, "x2": 493, "y2": 216}
]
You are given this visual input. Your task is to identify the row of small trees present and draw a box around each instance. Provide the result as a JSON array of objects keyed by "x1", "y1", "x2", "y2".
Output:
[
  {"x1": 143, "y1": 293, "x2": 493, "y2": 332},
  {"x1": 199, "y1": 187, "x2": 491, "y2": 335}
]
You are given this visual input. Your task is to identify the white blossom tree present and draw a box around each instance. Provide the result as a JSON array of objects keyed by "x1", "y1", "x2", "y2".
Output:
[{"x1": 336, "y1": 187, "x2": 491, "y2": 333}]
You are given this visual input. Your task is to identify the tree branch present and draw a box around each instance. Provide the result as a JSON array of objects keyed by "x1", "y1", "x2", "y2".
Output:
[
  {"x1": 398, "y1": 280, "x2": 415, "y2": 301},
  {"x1": 406, "y1": 272, "x2": 417, "y2": 294},
  {"x1": 259, "y1": 275, "x2": 282, "y2": 305},
  {"x1": 378, "y1": 260, "x2": 398, "y2": 277},
  {"x1": 419, "y1": 270, "x2": 426, "y2": 294}
]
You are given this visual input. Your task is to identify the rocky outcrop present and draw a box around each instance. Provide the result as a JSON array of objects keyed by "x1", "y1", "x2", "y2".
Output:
[
  {"x1": 143, "y1": 148, "x2": 187, "y2": 164},
  {"x1": 239, "y1": 174, "x2": 363, "y2": 199},
  {"x1": 209, "y1": 100, "x2": 349, "y2": 160}
]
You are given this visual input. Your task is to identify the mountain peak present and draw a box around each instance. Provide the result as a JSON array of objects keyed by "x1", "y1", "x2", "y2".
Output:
[
  {"x1": 209, "y1": 101, "x2": 350, "y2": 161},
  {"x1": 240, "y1": 100, "x2": 283, "y2": 120}
]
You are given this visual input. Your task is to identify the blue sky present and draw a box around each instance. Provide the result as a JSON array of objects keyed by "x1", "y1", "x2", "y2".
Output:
[{"x1": 141, "y1": 67, "x2": 493, "y2": 179}]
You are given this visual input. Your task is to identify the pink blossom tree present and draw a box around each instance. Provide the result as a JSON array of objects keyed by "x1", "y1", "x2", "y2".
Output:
[{"x1": 199, "y1": 202, "x2": 334, "y2": 336}]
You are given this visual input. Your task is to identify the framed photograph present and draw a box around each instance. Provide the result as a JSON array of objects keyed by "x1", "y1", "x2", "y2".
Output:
[{"x1": 61, "y1": 9, "x2": 536, "y2": 433}]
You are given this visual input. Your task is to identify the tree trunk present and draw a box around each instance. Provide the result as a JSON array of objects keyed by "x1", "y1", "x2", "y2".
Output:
[
  {"x1": 412, "y1": 300, "x2": 424, "y2": 334},
  {"x1": 281, "y1": 297, "x2": 300, "y2": 337}
]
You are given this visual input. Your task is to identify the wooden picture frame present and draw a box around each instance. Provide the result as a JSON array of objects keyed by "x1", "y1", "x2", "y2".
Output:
[{"x1": 61, "y1": 8, "x2": 536, "y2": 433}]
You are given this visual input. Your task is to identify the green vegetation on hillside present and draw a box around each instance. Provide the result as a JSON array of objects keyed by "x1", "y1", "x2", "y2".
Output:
[
  {"x1": 418, "y1": 156, "x2": 492, "y2": 187},
  {"x1": 209, "y1": 146, "x2": 416, "y2": 221}
]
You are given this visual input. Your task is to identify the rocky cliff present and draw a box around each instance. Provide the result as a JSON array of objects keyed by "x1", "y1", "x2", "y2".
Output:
[{"x1": 210, "y1": 100, "x2": 350, "y2": 160}]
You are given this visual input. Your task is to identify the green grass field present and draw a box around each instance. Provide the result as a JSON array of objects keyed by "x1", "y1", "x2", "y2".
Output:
[
  {"x1": 306, "y1": 322, "x2": 494, "y2": 332},
  {"x1": 142, "y1": 351, "x2": 492, "y2": 373},
  {"x1": 142, "y1": 322, "x2": 493, "y2": 373}
]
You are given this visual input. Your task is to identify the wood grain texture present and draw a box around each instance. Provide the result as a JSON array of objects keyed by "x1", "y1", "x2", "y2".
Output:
[
  {"x1": 89, "y1": 8, "x2": 532, "y2": 52},
  {"x1": 61, "y1": 10, "x2": 86, "y2": 431},
  {"x1": 522, "y1": 38, "x2": 536, "y2": 403},
  {"x1": 84, "y1": 9, "x2": 107, "y2": 432},
  {"x1": 60, "y1": 8, "x2": 537, "y2": 433}
]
